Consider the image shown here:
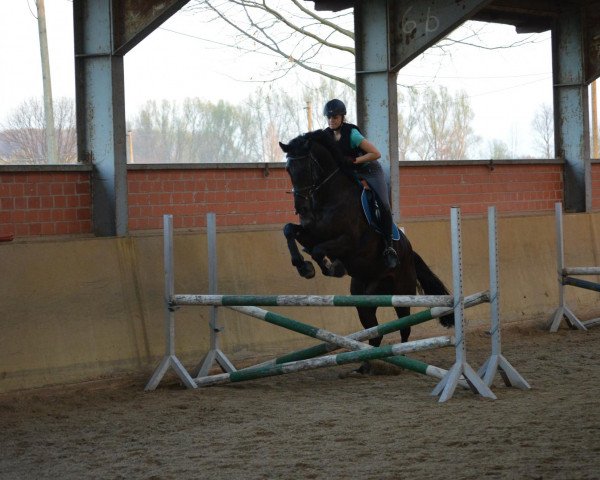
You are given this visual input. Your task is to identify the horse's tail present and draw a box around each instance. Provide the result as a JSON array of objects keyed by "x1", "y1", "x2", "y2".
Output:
[{"x1": 412, "y1": 251, "x2": 455, "y2": 328}]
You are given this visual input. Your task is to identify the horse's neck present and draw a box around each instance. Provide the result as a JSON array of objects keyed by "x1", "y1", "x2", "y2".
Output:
[
  {"x1": 326, "y1": 165, "x2": 362, "y2": 201},
  {"x1": 310, "y1": 141, "x2": 360, "y2": 193}
]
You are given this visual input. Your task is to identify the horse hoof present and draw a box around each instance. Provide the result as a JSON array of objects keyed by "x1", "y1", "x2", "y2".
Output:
[
  {"x1": 339, "y1": 361, "x2": 373, "y2": 378},
  {"x1": 355, "y1": 361, "x2": 373, "y2": 375},
  {"x1": 439, "y1": 313, "x2": 455, "y2": 328},
  {"x1": 339, "y1": 369, "x2": 367, "y2": 379},
  {"x1": 299, "y1": 261, "x2": 315, "y2": 279},
  {"x1": 329, "y1": 260, "x2": 346, "y2": 278}
]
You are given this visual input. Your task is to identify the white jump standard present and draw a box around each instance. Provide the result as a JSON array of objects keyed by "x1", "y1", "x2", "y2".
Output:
[
  {"x1": 549, "y1": 202, "x2": 600, "y2": 331},
  {"x1": 478, "y1": 207, "x2": 530, "y2": 390}
]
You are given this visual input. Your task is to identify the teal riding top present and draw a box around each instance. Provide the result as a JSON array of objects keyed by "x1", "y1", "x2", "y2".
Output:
[{"x1": 349, "y1": 128, "x2": 365, "y2": 149}]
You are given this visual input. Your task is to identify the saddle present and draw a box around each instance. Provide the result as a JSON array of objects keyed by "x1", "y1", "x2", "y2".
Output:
[{"x1": 360, "y1": 188, "x2": 401, "y2": 241}]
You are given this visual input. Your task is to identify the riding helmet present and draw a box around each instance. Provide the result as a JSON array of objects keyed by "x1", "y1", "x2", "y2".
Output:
[{"x1": 323, "y1": 99, "x2": 346, "y2": 117}]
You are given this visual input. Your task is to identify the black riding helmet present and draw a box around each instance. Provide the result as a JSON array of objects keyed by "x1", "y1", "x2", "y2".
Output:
[{"x1": 323, "y1": 99, "x2": 346, "y2": 117}]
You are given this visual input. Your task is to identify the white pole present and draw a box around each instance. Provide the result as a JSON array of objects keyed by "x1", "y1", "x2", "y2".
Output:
[{"x1": 36, "y1": 0, "x2": 58, "y2": 164}]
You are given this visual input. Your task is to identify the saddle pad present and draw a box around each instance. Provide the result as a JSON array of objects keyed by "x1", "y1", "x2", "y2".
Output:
[{"x1": 360, "y1": 190, "x2": 401, "y2": 241}]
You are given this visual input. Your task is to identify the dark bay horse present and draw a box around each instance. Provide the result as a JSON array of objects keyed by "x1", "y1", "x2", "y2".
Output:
[{"x1": 279, "y1": 130, "x2": 453, "y2": 363}]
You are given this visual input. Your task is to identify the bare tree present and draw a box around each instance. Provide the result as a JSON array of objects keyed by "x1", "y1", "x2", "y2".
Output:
[
  {"x1": 303, "y1": 78, "x2": 356, "y2": 132},
  {"x1": 531, "y1": 103, "x2": 554, "y2": 158},
  {"x1": 129, "y1": 90, "x2": 307, "y2": 163},
  {"x1": 485, "y1": 139, "x2": 512, "y2": 159},
  {"x1": 186, "y1": 1, "x2": 544, "y2": 93},
  {"x1": 0, "y1": 97, "x2": 76, "y2": 164},
  {"x1": 187, "y1": 0, "x2": 355, "y2": 88},
  {"x1": 413, "y1": 86, "x2": 477, "y2": 160},
  {"x1": 131, "y1": 100, "x2": 181, "y2": 163},
  {"x1": 397, "y1": 88, "x2": 419, "y2": 160},
  {"x1": 125, "y1": 82, "x2": 478, "y2": 164},
  {"x1": 450, "y1": 90, "x2": 478, "y2": 159},
  {"x1": 131, "y1": 98, "x2": 256, "y2": 163}
]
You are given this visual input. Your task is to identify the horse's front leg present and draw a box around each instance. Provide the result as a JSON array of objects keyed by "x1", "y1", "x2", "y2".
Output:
[
  {"x1": 283, "y1": 223, "x2": 316, "y2": 279},
  {"x1": 309, "y1": 234, "x2": 352, "y2": 277}
]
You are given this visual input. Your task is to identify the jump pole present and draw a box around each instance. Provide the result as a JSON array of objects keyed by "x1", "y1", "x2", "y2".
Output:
[
  {"x1": 218, "y1": 303, "x2": 468, "y2": 387},
  {"x1": 195, "y1": 336, "x2": 454, "y2": 387},
  {"x1": 237, "y1": 291, "x2": 489, "y2": 386},
  {"x1": 477, "y1": 206, "x2": 530, "y2": 390},
  {"x1": 174, "y1": 294, "x2": 454, "y2": 308},
  {"x1": 549, "y1": 202, "x2": 600, "y2": 331}
]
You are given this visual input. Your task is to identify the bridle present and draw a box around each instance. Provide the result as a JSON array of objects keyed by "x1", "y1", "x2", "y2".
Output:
[{"x1": 286, "y1": 150, "x2": 340, "y2": 203}]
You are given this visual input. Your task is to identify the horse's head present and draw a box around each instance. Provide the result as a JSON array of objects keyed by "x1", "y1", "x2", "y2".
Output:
[
  {"x1": 279, "y1": 129, "x2": 350, "y2": 187},
  {"x1": 279, "y1": 132, "x2": 315, "y2": 190},
  {"x1": 279, "y1": 130, "x2": 345, "y2": 224}
]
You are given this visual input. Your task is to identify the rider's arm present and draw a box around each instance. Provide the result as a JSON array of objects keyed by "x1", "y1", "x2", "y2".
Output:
[
  {"x1": 355, "y1": 139, "x2": 381, "y2": 164},
  {"x1": 349, "y1": 128, "x2": 381, "y2": 164}
]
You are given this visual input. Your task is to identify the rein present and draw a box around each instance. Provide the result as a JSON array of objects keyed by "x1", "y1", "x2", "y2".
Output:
[{"x1": 287, "y1": 151, "x2": 340, "y2": 201}]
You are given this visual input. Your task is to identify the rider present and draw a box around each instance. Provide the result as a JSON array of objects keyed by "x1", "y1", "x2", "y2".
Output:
[{"x1": 323, "y1": 98, "x2": 399, "y2": 269}]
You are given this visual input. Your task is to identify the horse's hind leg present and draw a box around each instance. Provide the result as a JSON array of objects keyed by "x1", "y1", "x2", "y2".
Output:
[
  {"x1": 348, "y1": 305, "x2": 380, "y2": 376},
  {"x1": 356, "y1": 306, "x2": 381, "y2": 347},
  {"x1": 351, "y1": 278, "x2": 382, "y2": 347},
  {"x1": 394, "y1": 306, "x2": 411, "y2": 343}
]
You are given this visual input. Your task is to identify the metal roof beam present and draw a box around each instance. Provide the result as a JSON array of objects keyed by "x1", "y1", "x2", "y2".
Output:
[{"x1": 112, "y1": 0, "x2": 191, "y2": 56}]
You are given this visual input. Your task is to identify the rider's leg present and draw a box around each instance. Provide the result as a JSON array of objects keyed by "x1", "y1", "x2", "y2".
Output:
[
  {"x1": 359, "y1": 165, "x2": 399, "y2": 269},
  {"x1": 374, "y1": 194, "x2": 399, "y2": 269}
]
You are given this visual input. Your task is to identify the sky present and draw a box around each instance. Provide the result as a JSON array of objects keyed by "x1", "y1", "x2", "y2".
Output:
[{"x1": 0, "y1": 0, "x2": 562, "y2": 158}]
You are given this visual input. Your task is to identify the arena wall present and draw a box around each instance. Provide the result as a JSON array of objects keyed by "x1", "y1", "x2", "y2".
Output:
[
  {"x1": 2, "y1": 210, "x2": 600, "y2": 393},
  {"x1": 2, "y1": 160, "x2": 600, "y2": 393}
]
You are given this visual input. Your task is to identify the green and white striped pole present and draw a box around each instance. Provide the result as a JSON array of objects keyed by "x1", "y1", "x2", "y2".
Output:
[
  {"x1": 172, "y1": 294, "x2": 454, "y2": 308},
  {"x1": 238, "y1": 291, "x2": 488, "y2": 383},
  {"x1": 196, "y1": 336, "x2": 453, "y2": 387}
]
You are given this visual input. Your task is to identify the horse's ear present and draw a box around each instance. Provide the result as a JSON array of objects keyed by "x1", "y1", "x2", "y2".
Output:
[{"x1": 279, "y1": 141, "x2": 290, "y2": 153}]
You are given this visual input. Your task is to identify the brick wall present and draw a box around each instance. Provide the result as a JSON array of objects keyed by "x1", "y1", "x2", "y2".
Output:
[
  {"x1": 399, "y1": 161, "x2": 564, "y2": 218},
  {"x1": 0, "y1": 169, "x2": 91, "y2": 237},
  {"x1": 1, "y1": 160, "x2": 597, "y2": 238},
  {"x1": 127, "y1": 167, "x2": 296, "y2": 230}
]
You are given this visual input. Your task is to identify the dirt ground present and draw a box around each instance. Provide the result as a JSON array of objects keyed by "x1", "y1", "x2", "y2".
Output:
[{"x1": 1, "y1": 318, "x2": 600, "y2": 480}]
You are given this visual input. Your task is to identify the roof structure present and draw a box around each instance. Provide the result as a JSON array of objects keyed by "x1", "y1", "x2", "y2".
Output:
[
  {"x1": 308, "y1": 0, "x2": 595, "y2": 32},
  {"x1": 308, "y1": 0, "x2": 600, "y2": 83}
]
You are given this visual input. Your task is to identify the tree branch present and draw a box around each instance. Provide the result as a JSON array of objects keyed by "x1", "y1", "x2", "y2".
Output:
[
  {"x1": 202, "y1": 0, "x2": 355, "y2": 89},
  {"x1": 288, "y1": 0, "x2": 354, "y2": 40}
]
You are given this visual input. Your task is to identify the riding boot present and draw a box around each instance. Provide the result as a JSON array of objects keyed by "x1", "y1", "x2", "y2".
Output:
[
  {"x1": 379, "y1": 202, "x2": 399, "y2": 269},
  {"x1": 383, "y1": 238, "x2": 399, "y2": 269}
]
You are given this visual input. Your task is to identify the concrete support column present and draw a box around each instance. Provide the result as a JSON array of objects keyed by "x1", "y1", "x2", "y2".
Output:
[
  {"x1": 553, "y1": 7, "x2": 591, "y2": 212},
  {"x1": 354, "y1": 0, "x2": 400, "y2": 222},
  {"x1": 74, "y1": 1, "x2": 128, "y2": 236}
]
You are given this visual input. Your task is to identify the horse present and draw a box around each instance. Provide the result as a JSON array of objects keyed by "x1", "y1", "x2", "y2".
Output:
[{"x1": 279, "y1": 129, "x2": 454, "y2": 371}]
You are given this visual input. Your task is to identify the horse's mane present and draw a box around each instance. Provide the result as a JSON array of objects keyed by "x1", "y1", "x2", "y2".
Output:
[{"x1": 304, "y1": 129, "x2": 355, "y2": 176}]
